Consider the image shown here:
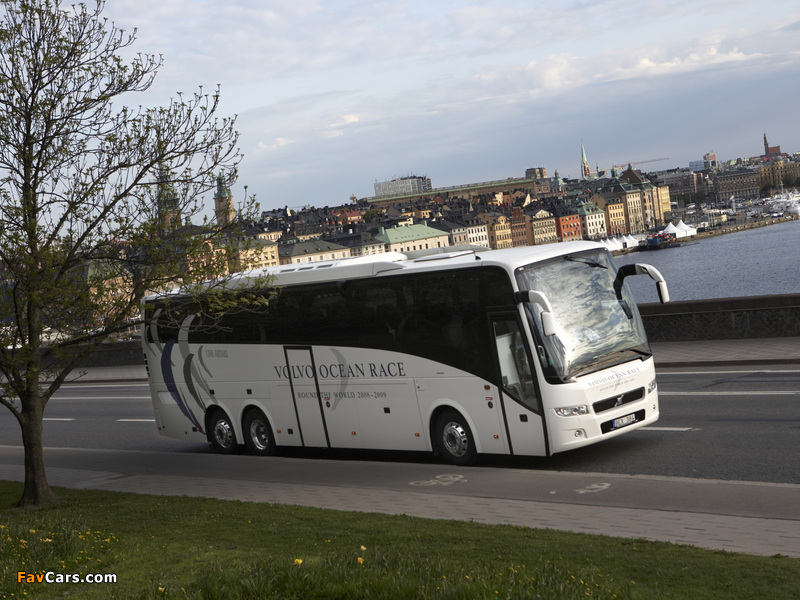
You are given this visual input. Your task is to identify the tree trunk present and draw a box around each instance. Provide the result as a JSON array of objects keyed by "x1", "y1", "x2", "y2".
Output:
[{"x1": 14, "y1": 396, "x2": 58, "y2": 509}]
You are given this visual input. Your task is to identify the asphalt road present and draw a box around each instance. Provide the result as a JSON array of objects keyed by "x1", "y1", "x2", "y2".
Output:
[{"x1": 2, "y1": 365, "x2": 798, "y2": 485}]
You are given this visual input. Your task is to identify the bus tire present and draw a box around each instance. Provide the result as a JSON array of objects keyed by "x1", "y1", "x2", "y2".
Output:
[
  {"x1": 208, "y1": 408, "x2": 240, "y2": 454},
  {"x1": 243, "y1": 408, "x2": 276, "y2": 456},
  {"x1": 434, "y1": 409, "x2": 477, "y2": 466}
]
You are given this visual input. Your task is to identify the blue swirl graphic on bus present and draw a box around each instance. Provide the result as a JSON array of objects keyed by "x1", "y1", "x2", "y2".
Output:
[{"x1": 161, "y1": 339, "x2": 204, "y2": 434}]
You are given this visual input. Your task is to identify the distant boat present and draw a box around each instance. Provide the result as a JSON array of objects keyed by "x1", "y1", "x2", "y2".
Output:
[
  {"x1": 637, "y1": 231, "x2": 698, "y2": 251},
  {"x1": 765, "y1": 190, "x2": 800, "y2": 216}
]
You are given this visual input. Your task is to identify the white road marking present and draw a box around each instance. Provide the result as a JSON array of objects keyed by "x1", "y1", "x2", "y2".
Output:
[
  {"x1": 117, "y1": 419, "x2": 156, "y2": 422},
  {"x1": 641, "y1": 426, "x2": 693, "y2": 431},
  {"x1": 659, "y1": 391, "x2": 799, "y2": 396},
  {"x1": 51, "y1": 396, "x2": 152, "y2": 400},
  {"x1": 659, "y1": 369, "x2": 800, "y2": 375}
]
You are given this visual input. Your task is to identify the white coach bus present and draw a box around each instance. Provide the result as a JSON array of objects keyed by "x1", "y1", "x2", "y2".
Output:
[{"x1": 142, "y1": 242, "x2": 669, "y2": 465}]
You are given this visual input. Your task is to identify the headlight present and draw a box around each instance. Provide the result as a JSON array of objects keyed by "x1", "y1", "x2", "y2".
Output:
[
  {"x1": 554, "y1": 405, "x2": 589, "y2": 417},
  {"x1": 647, "y1": 379, "x2": 657, "y2": 394}
]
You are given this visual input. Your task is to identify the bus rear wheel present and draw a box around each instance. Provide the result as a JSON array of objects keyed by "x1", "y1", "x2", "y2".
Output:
[
  {"x1": 243, "y1": 409, "x2": 276, "y2": 456},
  {"x1": 434, "y1": 409, "x2": 477, "y2": 466},
  {"x1": 208, "y1": 408, "x2": 240, "y2": 454}
]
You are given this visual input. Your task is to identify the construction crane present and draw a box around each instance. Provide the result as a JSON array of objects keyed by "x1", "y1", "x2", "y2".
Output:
[{"x1": 613, "y1": 157, "x2": 669, "y2": 172}]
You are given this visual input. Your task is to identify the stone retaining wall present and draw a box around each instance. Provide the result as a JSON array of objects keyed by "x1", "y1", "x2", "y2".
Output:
[{"x1": 638, "y1": 294, "x2": 800, "y2": 341}]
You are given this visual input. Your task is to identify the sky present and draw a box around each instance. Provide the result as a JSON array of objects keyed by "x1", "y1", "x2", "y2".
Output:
[{"x1": 102, "y1": 1, "x2": 800, "y2": 213}]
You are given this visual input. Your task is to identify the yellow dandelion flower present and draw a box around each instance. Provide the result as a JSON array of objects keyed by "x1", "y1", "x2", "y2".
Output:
[
  {"x1": 357, "y1": 557, "x2": 364, "y2": 565},
  {"x1": 360, "y1": 545, "x2": 366, "y2": 551},
  {"x1": 294, "y1": 558, "x2": 303, "y2": 565}
]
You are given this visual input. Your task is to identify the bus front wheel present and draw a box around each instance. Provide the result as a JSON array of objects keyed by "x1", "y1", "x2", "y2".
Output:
[
  {"x1": 243, "y1": 408, "x2": 276, "y2": 456},
  {"x1": 208, "y1": 409, "x2": 240, "y2": 454},
  {"x1": 434, "y1": 409, "x2": 477, "y2": 466}
]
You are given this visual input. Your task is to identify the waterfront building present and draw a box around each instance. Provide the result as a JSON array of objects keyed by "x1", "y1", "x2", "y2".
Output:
[
  {"x1": 227, "y1": 238, "x2": 279, "y2": 271},
  {"x1": 324, "y1": 230, "x2": 385, "y2": 257},
  {"x1": 576, "y1": 199, "x2": 607, "y2": 240},
  {"x1": 509, "y1": 206, "x2": 533, "y2": 247},
  {"x1": 475, "y1": 213, "x2": 513, "y2": 249},
  {"x1": 597, "y1": 179, "x2": 645, "y2": 234},
  {"x1": 529, "y1": 209, "x2": 558, "y2": 245},
  {"x1": 712, "y1": 169, "x2": 760, "y2": 204},
  {"x1": 654, "y1": 169, "x2": 705, "y2": 200},
  {"x1": 758, "y1": 159, "x2": 800, "y2": 192},
  {"x1": 619, "y1": 166, "x2": 669, "y2": 228},
  {"x1": 331, "y1": 209, "x2": 364, "y2": 225},
  {"x1": 428, "y1": 218, "x2": 470, "y2": 247},
  {"x1": 550, "y1": 205, "x2": 583, "y2": 241},
  {"x1": 278, "y1": 238, "x2": 351, "y2": 265},
  {"x1": 374, "y1": 175, "x2": 432, "y2": 197},
  {"x1": 525, "y1": 167, "x2": 547, "y2": 179},
  {"x1": 453, "y1": 215, "x2": 490, "y2": 247},
  {"x1": 588, "y1": 194, "x2": 626, "y2": 236},
  {"x1": 374, "y1": 222, "x2": 450, "y2": 253}
]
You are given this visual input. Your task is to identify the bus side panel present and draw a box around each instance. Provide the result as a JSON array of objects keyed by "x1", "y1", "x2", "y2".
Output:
[
  {"x1": 265, "y1": 380, "x2": 303, "y2": 448},
  {"x1": 301, "y1": 347, "x2": 427, "y2": 451},
  {"x1": 203, "y1": 345, "x2": 302, "y2": 449},
  {"x1": 416, "y1": 377, "x2": 509, "y2": 455},
  {"x1": 143, "y1": 339, "x2": 209, "y2": 443},
  {"x1": 151, "y1": 388, "x2": 208, "y2": 443},
  {"x1": 349, "y1": 379, "x2": 427, "y2": 451},
  {"x1": 502, "y1": 402, "x2": 548, "y2": 456}
]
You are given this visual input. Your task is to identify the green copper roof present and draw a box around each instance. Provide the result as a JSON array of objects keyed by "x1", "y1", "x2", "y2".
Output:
[{"x1": 374, "y1": 223, "x2": 447, "y2": 244}]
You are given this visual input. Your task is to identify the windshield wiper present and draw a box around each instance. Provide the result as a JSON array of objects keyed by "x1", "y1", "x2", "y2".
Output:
[{"x1": 564, "y1": 255, "x2": 608, "y2": 269}]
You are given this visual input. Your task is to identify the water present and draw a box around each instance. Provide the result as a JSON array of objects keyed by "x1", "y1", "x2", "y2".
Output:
[{"x1": 613, "y1": 219, "x2": 800, "y2": 303}]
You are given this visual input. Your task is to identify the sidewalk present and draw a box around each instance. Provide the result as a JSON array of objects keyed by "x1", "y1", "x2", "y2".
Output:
[
  {"x1": 650, "y1": 336, "x2": 800, "y2": 367},
  {"x1": 1, "y1": 448, "x2": 798, "y2": 559}
]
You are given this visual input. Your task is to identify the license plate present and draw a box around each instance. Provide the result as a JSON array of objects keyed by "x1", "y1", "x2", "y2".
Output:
[{"x1": 612, "y1": 413, "x2": 637, "y2": 429}]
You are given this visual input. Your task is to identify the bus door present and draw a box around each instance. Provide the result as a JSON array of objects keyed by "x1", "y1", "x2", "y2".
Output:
[
  {"x1": 283, "y1": 347, "x2": 330, "y2": 448},
  {"x1": 490, "y1": 314, "x2": 548, "y2": 456}
]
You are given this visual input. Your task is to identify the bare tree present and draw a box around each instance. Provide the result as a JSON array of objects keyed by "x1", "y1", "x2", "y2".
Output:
[{"x1": 0, "y1": 0, "x2": 257, "y2": 508}]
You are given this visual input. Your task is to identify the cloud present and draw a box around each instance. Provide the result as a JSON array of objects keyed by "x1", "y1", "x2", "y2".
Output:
[
  {"x1": 255, "y1": 138, "x2": 296, "y2": 153},
  {"x1": 99, "y1": 1, "x2": 800, "y2": 209}
]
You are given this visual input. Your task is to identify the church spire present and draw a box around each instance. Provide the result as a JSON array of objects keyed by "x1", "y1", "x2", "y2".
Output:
[
  {"x1": 214, "y1": 173, "x2": 236, "y2": 226},
  {"x1": 156, "y1": 163, "x2": 180, "y2": 234},
  {"x1": 580, "y1": 143, "x2": 591, "y2": 179}
]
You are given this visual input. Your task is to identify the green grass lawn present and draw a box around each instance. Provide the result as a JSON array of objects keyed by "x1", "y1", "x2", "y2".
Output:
[{"x1": 1, "y1": 481, "x2": 797, "y2": 599}]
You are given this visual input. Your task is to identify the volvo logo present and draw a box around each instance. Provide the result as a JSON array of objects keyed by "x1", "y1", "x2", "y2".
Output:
[{"x1": 614, "y1": 395, "x2": 625, "y2": 407}]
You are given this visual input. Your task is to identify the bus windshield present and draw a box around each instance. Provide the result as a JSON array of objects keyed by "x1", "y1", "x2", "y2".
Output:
[{"x1": 515, "y1": 249, "x2": 650, "y2": 382}]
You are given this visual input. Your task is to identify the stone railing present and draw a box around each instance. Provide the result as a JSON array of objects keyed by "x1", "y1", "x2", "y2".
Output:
[{"x1": 638, "y1": 294, "x2": 800, "y2": 342}]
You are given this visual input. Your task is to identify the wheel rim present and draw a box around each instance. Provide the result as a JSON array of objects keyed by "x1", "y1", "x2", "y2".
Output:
[
  {"x1": 213, "y1": 419, "x2": 234, "y2": 449},
  {"x1": 249, "y1": 418, "x2": 270, "y2": 451},
  {"x1": 442, "y1": 421, "x2": 469, "y2": 457}
]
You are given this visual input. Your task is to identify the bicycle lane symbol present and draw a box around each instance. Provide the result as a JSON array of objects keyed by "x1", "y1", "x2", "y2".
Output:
[{"x1": 409, "y1": 474, "x2": 467, "y2": 487}]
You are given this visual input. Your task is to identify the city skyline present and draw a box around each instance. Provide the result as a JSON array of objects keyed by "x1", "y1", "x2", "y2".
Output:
[{"x1": 103, "y1": 1, "x2": 800, "y2": 211}]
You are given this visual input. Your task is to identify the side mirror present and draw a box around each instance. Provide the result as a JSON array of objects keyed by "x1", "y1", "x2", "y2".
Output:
[
  {"x1": 614, "y1": 263, "x2": 670, "y2": 304},
  {"x1": 515, "y1": 290, "x2": 558, "y2": 336},
  {"x1": 657, "y1": 280, "x2": 670, "y2": 304}
]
